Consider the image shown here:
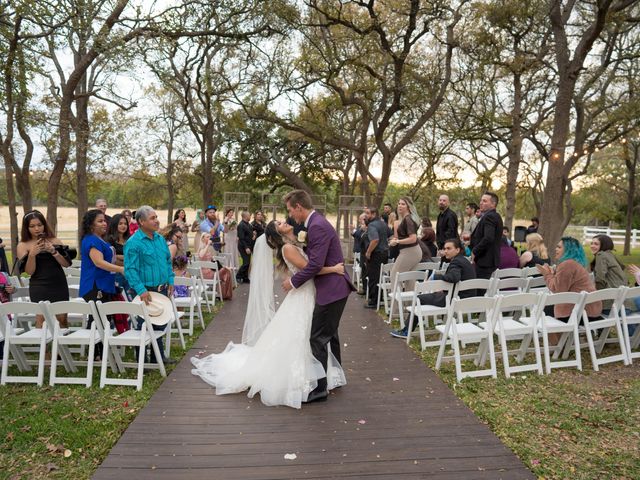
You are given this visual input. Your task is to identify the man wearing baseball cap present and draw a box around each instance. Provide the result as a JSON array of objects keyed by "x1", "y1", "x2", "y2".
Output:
[{"x1": 200, "y1": 205, "x2": 223, "y2": 249}]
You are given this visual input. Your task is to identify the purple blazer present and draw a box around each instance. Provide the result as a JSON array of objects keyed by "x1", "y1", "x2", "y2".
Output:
[{"x1": 291, "y1": 212, "x2": 354, "y2": 305}]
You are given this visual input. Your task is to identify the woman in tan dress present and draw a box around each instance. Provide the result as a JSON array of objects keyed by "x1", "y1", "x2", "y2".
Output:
[{"x1": 389, "y1": 197, "x2": 422, "y2": 291}]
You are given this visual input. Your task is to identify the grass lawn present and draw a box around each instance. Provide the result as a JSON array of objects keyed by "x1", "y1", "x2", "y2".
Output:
[
  {"x1": 0, "y1": 307, "x2": 219, "y2": 480},
  {"x1": 398, "y1": 322, "x2": 640, "y2": 479}
]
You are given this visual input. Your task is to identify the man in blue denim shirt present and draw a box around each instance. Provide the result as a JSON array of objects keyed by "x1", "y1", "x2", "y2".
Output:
[{"x1": 125, "y1": 205, "x2": 176, "y2": 364}]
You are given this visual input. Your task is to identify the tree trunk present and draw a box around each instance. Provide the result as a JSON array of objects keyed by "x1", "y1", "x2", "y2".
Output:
[
  {"x1": 2, "y1": 157, "x2": 20, "y2": 264},
  {"x1": 47, "y1": 98, "x2": 74, "y2": 233},
  {"x1": 623, "y1": 141, "x2": 638, "y2": 256},
  {"x1": 166, "y1": 140, "x2": 175, "y2": 224},
  {"x1": 202, "y1": 123, "x2": 215, "y2": 206},
  {"x1": 504, "y1": 73, "x2": 523, "y2": 231},
  {"x1": 75, "y1": 79, "x2": 90, "y2": 246},
  {"x1": 538, "y1": 76, "x2": 575, "y2": 250}
]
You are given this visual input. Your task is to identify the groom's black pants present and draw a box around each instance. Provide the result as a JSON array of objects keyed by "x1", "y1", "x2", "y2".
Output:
[{"x1": 311, "y1": 296, "x2": 348, "y2": 392}]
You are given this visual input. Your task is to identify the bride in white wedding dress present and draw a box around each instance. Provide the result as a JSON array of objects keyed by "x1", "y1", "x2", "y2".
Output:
[{"x1": 190, "y1": 220, "x2": 347, "y2": 409}]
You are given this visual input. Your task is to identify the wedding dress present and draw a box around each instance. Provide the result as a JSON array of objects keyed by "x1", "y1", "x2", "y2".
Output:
[{"x1": 190, "y1": 238, "x2": 346, "y2": 409}]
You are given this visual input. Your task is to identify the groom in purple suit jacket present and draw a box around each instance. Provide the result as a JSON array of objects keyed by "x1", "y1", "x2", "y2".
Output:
[{"x1": 282, "y1": 190, "x2": 355, "y2": 402}]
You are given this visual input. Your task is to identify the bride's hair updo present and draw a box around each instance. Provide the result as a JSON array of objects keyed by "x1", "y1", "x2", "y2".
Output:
[{"x1": 265, "y1": 220, "x2": 288, "y2": 272}]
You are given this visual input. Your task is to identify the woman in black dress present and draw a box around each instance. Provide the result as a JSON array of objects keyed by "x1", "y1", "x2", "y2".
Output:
[{"x1": 16, "y1": 210, "x2": 71, "y2": 328}]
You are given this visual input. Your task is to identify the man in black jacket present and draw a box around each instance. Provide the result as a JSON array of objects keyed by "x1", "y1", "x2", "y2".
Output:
[
  {"x1": 391, "y1": 238, "x2": 475, "y2": 338},
  {"x1": 470, "y1": 192, "x2": 503, "y2": 279},
  {"x1": 236, "y1": 211, "x2": 254, "y2": 284},
  {"x1": 436, "y1": 195, "x2": 459, "y2": 250}
]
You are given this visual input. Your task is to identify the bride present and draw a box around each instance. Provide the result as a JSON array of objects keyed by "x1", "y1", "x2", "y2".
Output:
[{"x1": 190, "y1": 219, "x2": 347, "y2": 409}]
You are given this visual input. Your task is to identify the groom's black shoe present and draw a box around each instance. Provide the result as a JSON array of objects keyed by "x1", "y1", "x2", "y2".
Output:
[{"x1": 304, "y1": 389, "x2": 328, "y2": 403}]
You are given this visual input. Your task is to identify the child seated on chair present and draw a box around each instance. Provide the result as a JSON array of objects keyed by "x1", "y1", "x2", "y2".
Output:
[{"x1": 172, "y1": 255, "x2": 191, "y2": 298}]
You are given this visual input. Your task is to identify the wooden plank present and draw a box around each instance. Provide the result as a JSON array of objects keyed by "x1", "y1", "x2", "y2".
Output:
[{"x1": 93, "y1": 285, "x2": 533, "y2": 479}]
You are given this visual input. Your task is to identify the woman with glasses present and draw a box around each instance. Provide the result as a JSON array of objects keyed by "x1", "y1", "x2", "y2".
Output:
[
  {"x1": 16, "y1": 210, "x2": 72, "y2": 328},
  {"x1": 162, "y1": 224, "x2": 184, "y2": 260}
]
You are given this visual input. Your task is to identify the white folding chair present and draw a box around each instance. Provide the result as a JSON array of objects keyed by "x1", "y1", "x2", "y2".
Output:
[
  {"x1": 376, "y1": 262, "x2": 395, "y2": 313},
  {"x1": 352, "y1": 252, "x2": 362, "y2": 291},
  {"x1": 538, "y1": 292, "x2": 586, "y2": 373},
  {"x1": 620, "y1": 286, "x2": 640, "y2": 363},
  {"x1": 521, "y1": 266, "x2": 540, "y2": 278},
  {"x1": 192, "y1": 260, "x2": 223, "y2": 307},
  {"x1": 405, "y1": 280, "x2": 455, "y2": 350},
  {"x1": 187, "y1": 265, "x2": 212, "y2": 313},
  {"x1": 173, "y1": 276, "x2": 204, "y2": 336},
  {"x1": 6, "y1": 275, "x2": 22, "y2": 289},
  {"x1": 388, "y1": 270, "x2": 428, "y2": 325},
  {"x1": 578, "y1": 288, "x2": 629, "y2": 371},
  {"x1": 492, "y1": 277, "x2": 529, "y2": 298},
  {"x1": 0, "y1": 301, "x2": 61, "y2": 386},
  {"x1": 414, "y1": 262, "x2": 437, "y2": 272},
  {"x1": 96, "y1": 301, "x2": 167, "y2": 391},
  {"x1": 488, "y1": 293, "x2": 544, "y2": 378},
  {"x1": 166, "y1": 296, "x2": 186, "y2": 353},
  {"x1": 63, "y1": 267, "x2": 82, "y2": 278},
  {"x1": 435, "y1": 296, "x2": 501, "y2": 382},
  {"x1": 45, "y1": 301, "x2": 103, "y2": 387},
  {"x1": 215, "y1": 253, "x2": 238, "y2": 288},
  {"x1": 526, "y1": 276, "x2": 548, "y2": 293},
  {"x1": 454, "y1": 278, "x2": 494, "y2": 300},
  {"x1": 492, "y1": 268, "x2": 524, "y2": 279}
]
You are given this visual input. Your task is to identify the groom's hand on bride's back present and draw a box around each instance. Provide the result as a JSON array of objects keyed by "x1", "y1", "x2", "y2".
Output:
[{"x1": 282, "y1": 277, "x2": 293, "y2": 291}]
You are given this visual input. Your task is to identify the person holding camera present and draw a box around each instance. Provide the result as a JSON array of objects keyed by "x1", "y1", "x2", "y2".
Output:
[{"x1": 16, "y1": 210, "x2": 72, "y2": 328}]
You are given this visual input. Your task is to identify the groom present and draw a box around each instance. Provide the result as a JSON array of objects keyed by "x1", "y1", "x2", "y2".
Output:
[{"x1": 282, "y1": 190, "x2": 355, "y2": 403}]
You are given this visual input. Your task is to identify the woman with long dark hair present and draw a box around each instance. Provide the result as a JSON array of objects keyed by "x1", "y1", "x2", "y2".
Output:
[
  {"x1": 79, "y1": 210, "x2": 124, "y2": 302},
  {"x1": 16, "y1": 210, "x2": 71, "y2": 328},
  {"x1": 162, "y1": 224, "x2": 184, "y2": 260},
  {"x1": 173, "y1": 209, "x2": 190, "y2": 253},
  {"x1": 590, "y1": 234, "x2": 628, "y2": 311},
  {"x1": 107, "y1": 213, "x2": 131, "y2": 297},
  {"x1": 79, "y1": 209, "x2": 125, "y2": 357}
]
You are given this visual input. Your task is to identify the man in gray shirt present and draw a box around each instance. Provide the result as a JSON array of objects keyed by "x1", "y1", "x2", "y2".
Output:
[{"x1": 364, "y1": 206, "x2": 389, "y2": 308}]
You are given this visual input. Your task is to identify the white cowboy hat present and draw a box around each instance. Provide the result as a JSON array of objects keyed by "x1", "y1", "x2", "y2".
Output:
[{"x1": 133, "y1": 291, "x2": 174, "y2": 326}]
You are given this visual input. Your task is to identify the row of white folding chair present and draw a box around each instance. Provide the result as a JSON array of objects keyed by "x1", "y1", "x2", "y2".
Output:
[
  {"x1": 1, "y1": 301, "x2": 75, "y2": 386},
  {"x1": 434, "y1": 293, "x2": 550, "y2": 382},
  {"x1": 0, "y1": 300, "x2": 169, "y2": 390},
  {"x1": 565, "y1": 287, "x2": 631, "y2": 371},
  {"x1": 432, "y1": 288, "x2": 636, "y2": 382},
  {"x1": 380, "y1": 260, "x2": 448, "y2": 317},
  {"x1": 393, "y1": 274, "x2": 528, "y2": 329}
]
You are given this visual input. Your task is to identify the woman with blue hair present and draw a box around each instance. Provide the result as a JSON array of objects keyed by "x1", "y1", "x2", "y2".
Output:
[{"x1": 537, "y1": 237, "x2": 602, "y2": 339}]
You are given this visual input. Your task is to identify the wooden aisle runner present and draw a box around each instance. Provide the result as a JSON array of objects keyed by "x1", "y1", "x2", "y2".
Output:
[{"x1": 93, "y1": 285, "x2": 533, "y2": 479}]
